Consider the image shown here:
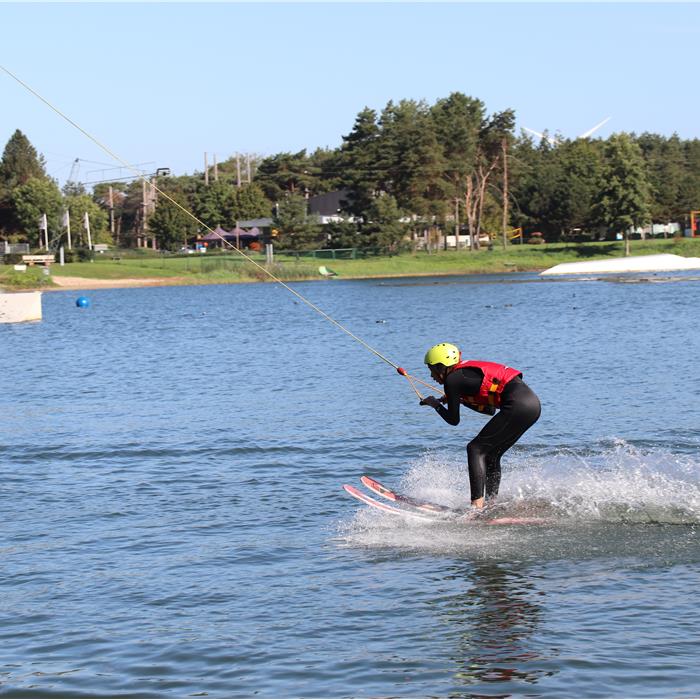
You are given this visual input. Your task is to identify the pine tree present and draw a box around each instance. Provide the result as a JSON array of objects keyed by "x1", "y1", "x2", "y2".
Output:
[
  {"x1": 255, "y1": 151, "x2": 314, "y2": 202},
  {"x1": 0, "y1": 130, "x2": 49, "y2": 234},
  {"x1": 273, "y1": 193, "x2": 322, "y2": 251},
  {"x1": 376, "y1": 99, "x2": 445, "y2": 218},
  {"x1": 431, "y1": 93, "x2": 485, "y2": 244},
  {"x1": 0, "y1": 129, "x2": 47, "y2": 200},
  {"x1": 361, "y1": 194, "x2": 410, "y2": 253},
  {"x1": 338, "y1": 107, "x2": 381, "y2": 218}
]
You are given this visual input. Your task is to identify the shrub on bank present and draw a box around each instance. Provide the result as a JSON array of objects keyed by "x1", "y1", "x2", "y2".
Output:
[
  {"x1": 0, "y1": 267, "x2": 54, "y2": 289},
  {"x1": 62, "y1": 248, "x2": 94, "y2": 263}
]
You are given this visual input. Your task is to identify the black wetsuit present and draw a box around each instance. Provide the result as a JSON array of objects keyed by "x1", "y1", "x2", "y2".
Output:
[{"x1": 434, "y1": 366, "x2": 541, "y2": 502}]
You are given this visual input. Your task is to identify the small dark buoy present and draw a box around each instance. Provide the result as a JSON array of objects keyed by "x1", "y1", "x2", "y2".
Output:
[
  {"x1": 76, "y1": 296, "x2": 90, "y2": 308},
  {"x1": 375, "y1": 319, "x2": 386, "y2": 324}
]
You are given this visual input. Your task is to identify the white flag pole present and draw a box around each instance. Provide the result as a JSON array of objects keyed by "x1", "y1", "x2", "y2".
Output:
[
  {"x1": 84, "y1": 211, "x2": 92, "y2": 250},
  {"x1": 39, "y1": 212, "x2": 48, "y2": 249},
  {"x1": 63, "y1": 209, "x2": 72, "y2": 250}
]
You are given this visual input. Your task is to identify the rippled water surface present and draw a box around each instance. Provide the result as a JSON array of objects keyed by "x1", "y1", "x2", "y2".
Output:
[{"x1": 2, "y1": 272, "x2": 699, "y2": 698}]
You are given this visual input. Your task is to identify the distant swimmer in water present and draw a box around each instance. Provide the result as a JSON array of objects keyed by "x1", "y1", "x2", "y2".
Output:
[{"x1": 419, "y1": 343, "x2": 541, "y2": 510}]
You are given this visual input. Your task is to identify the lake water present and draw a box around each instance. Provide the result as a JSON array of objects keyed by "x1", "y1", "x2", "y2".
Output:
[{"x1": 1, "y1": 271, "x2": 699, "y2": 698}]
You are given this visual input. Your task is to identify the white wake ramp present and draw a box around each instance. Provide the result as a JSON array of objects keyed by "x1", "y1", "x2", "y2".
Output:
[{"x1": 540, "y1": 253, "x2": 700, "y2": 276}]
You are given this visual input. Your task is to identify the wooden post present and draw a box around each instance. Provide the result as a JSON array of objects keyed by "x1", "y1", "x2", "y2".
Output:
[
  {"x1": 454, "y1": 197, "x2": 460, "y2": 251},
  {"x1": 236, "y1": 155, "x2": 241, "y2": 188}
]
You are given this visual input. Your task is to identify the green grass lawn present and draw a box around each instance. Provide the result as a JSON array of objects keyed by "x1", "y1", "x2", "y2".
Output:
[
  {"x1": 280, "y1": 237, "x2": 700, "y2": 278},
  {"x1": 2, "y1": 237, "x2": 699, "y2": 290}
]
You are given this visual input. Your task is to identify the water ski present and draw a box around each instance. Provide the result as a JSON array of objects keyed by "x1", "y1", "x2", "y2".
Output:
[{"x1": 345, "y1": 476, "x2": 551, "y2": 525}]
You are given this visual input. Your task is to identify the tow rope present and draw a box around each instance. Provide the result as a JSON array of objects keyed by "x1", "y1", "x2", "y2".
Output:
[{"x1": 1, "y1": 64, "x2": 444, "y2": 401}]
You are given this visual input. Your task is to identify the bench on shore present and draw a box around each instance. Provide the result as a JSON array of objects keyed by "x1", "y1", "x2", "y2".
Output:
[{"x1": 22, "y1": 254, "x2": 55, "y2": 266}]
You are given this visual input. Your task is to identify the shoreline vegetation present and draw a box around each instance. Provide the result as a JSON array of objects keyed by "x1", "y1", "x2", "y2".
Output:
[{"x1": 2, "y1": 238, "x2": 700, "y2": 292}]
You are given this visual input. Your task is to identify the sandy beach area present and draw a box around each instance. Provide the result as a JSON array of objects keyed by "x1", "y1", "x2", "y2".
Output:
[{"x1": 48, "y1": 276, "x2": 189, "y2": 291}]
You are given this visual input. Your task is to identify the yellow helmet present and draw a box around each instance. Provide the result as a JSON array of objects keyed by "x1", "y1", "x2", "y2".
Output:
[{"x1": 424, "y1": 342, "x2": 461, "y2": 367}]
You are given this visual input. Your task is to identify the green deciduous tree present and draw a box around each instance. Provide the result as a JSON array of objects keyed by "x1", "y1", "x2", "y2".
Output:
[
  {"x1": 594, "y1": 133, "x2": 651, "y2": 255},
  {"x1": 511, "y1": 133, "x2": 605, "y2": 241},
  {"x1": 464, "y1": 110, "x2": 515, "y2": 249},
  {"x1": 549, "y1": 138, "x2": 605, "y2": 239},
  {"x1": 509, "y1": 134, "x2": 553, "y2": 238},
  {"x1": 150, "y1": 191, "x2": 198, "y2": 251},
  {"x1": 679, "y1": 139, "x2": 700, "y2": 225},
  {"x1": 193, "y1": 180, "x2": 237, "y2": 229},
  {"x1": 638, "y1": 133, "x2": 686, "y2": 225},
  {"x1": 231, "y1": 183, "x2": 270, "y2": 221},
  {"x1": 64, "y1": 194, "x2": 110, "y2": 248},
  {"x1": 92, "y1": 181, "x2": 130, "y2": 246},
  {"x1": 12, "y1": 177, "x2": 63, "y2": 247},
  {"x1": 107, "y1": 179, "x2": 147, "y2": 247}
]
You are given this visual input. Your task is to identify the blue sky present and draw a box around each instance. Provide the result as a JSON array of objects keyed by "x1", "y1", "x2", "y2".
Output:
[{"x1": 1, "y1": 2, "x2": 698, "y2": 187}]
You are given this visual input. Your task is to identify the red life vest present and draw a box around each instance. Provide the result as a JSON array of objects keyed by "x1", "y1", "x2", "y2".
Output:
[{"x1": 453, "y1": 360, "x2": 522, "y2": 411}]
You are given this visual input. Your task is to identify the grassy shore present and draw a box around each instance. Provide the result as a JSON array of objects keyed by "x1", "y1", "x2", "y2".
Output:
[{"x1": 2, "y1": 237, "x2": 699, "y2": 290}]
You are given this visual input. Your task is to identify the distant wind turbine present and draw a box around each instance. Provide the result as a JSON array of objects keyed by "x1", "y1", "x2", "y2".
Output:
[{"x1": 523, "y1": 117, "x2": 611, "y2": 145}]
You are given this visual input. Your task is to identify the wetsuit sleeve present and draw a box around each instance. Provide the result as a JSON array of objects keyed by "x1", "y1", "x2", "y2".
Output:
[{"x1": 434, "y1": 368, "x2": 487, "y2": 426}]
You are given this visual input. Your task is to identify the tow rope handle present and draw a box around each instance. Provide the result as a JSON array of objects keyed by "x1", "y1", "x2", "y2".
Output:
[{"x1": 396, "y1": 366, "x2": 444, "y2": 403}]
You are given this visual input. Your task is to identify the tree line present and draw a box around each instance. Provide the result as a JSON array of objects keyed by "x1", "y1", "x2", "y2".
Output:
[{"x1": 1, "y1": 92, "x2": 699, "y2": 253}]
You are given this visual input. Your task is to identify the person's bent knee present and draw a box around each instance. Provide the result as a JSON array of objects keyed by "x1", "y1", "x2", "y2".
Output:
[{"x1": 467, "y1": 440, "x2": 489, "y2": 461}]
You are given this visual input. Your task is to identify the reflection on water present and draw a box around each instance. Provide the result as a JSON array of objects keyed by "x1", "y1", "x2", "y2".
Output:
[{"x1": 440, "y1": 563, "x2": 549, "y2": 696}]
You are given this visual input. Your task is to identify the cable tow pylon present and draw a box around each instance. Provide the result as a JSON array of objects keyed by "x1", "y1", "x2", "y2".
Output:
[{"x1": 1, "y1": 64, "x2": 445, "y2": 401}]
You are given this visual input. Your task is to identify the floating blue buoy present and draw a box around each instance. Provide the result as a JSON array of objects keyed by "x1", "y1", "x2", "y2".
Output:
[{"x1": 76, "y1": 296, "x2": 90, "y2": 308}]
